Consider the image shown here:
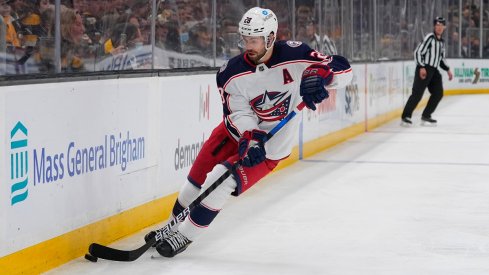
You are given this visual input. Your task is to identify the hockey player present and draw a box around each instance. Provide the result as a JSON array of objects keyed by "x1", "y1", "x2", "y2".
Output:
[{"x1": 149, "y1": 7, "x2": 353, "y2": 257}]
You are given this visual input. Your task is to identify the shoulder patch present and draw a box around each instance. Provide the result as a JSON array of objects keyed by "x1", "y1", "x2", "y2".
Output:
[
  {"x1": 219, "y1": 60, "x2": 228, "y2": 73},
  {"x1": 286, "y1": 40, "x2": 303, "y2": 47}
]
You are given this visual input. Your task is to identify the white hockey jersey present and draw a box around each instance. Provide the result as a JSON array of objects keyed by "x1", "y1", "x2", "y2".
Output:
[{"x1": 216, "y1": 40, "x2": 352, "y2": 160}]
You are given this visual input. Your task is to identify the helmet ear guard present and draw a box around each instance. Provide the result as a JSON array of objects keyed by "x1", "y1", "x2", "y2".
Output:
[{"x1": 265, "y1": 32, "x2": 275, "y2": 50}]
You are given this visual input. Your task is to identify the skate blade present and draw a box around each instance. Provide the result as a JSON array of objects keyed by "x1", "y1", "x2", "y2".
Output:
[
  {"x1": 421, "y1": 121, "x2": 437, "y2": 127},
  {"x1": 400, "y1": 121, "x2": 413, "y2": 127}
]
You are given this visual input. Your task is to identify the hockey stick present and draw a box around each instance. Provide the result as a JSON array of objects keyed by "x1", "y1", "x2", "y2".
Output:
[{"x1": 88, "y1": 102, "x2": 306, "y2": 261}]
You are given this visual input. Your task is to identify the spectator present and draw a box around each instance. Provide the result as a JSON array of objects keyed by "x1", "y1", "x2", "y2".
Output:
[
  {"x1": 60, "y1": 8, "x2": 85, "y2": 72},
  {"x1": 461, "y1": 36, "x2": 469, "y2": 57},
  {"x1": 399, "y1": 30, "x2": 412, "y2": 58},
  {"x1": 129, "y1": 0, "x2": 149, "y2": 29},
  {"x1": 36, "y1": 7, "x2": 55, "y2": 72},
  {"x1": 38, "y1": 0, "x2": 52, "y2": 13},
  {"x1": 216, "y1": 0, "x2": 244, "y2": 24},
  {"x1": 296, "y1": 4, "x2": 313, "y2": 31},
  {"x1": 12, "y1": 0, "x2": 42, "y2": 48},
  {"x1": 0, "y1": 9, "x2": 5, "y2": 57},
  {"x1": 183, "y1": 23, "x2": 212, "y2": 57},
  {"x1": 176, "y1": 1, "x2": 193, "y2": 25},
  {"x1": 99, "y1": 0, "x2": 125, "y2": 40},
  {"x1": 461, "y1": 7, "x2": 471, "y2": 29},
  {"x1": 297, "y1": 18, "x2": 337, "y2": 56},
  {"x1": 118, "y1": 14, "x2": 144, "y2": 46},
  {"x1": 0, "y1": 0, "x2": 20, "y2": 49},
  {"x1": 155, "y1": 20, "x2": 181, "y2": 52},
  {"x1": 103, "y1": 22, "x2": 141, "y2": 56},
  {"x1": 470, "y1": 37, "x2": 480, "y2": 58},
  {"x1": 26, "y1": 0, "x2": 57, "y2": 73},
  {"x1": 83, "y1": 0, "x2": 104, "y2": 20},
  {"x1": 81, "y1": 3, "x2": 101, "y2": 48},
  {"x1": 483, "y1": 36, "x2": 489, "y2": 58},
  {"x1": 218, "y1": 17, "x2": 240, "y2": 59},
  {"x1": 60, "y1": 0, "x2": 73, "y2": 9},
  {"x1": 449, "y1": 31, "x2": 460, "y2": 57},
  {"x1": 157, "y1": 8, "x2": 174, "y2": 23},
  {"x1": 176, "y1": 3, "x2": 195, "y2": 43},
  {"x1": 277, "y1": 28, "x2": 291, "y2": 40}
]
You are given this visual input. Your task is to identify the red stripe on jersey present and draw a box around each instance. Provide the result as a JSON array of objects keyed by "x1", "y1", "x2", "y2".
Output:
[
  {"x1": 224, "y1": 93, "x2": 231, "y2": 114},
  {"x1": 270, "y1": 60, "x2": 317, "y2": 68},
  {"x1": 225, "y1": 115, "x2": 241, "y2": 137},
  {"x1": 333, "y1": 68, "x2": 353, "y2": 75},
  {"x1": 223, "y1": 71, "x2": 253, "y2": 89}
]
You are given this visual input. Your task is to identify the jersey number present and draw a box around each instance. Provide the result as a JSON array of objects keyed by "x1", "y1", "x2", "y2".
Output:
[{"x1": 218, "y1": 87, "x2": 226, "y2": 104}]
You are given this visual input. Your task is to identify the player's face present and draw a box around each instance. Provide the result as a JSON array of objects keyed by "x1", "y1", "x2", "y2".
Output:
[{"x1": 240, "y1": 35, "x2": 267, "y2": 63}]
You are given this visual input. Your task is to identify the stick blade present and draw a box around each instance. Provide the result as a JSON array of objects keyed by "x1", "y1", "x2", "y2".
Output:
[{"x1": 89, "y1": 241, "x2": 153, "y2": 262}]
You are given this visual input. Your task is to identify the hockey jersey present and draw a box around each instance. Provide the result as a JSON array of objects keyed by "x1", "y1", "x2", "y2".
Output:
[{"x1": 216, "y1": 40, "x2": 352, "y2": 160}]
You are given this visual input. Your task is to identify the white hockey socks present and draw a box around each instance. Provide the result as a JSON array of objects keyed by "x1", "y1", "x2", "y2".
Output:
[
  {"x1": 177, "y1": 180, "x2": 201, "y2": 209},
  {"x1": 178, "y1": 164, "x2": 237, "y2": 240}
]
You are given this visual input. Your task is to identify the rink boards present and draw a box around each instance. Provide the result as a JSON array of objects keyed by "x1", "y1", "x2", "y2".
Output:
[{"x1": 1, "y1": 59, "x2": 488, "y2": 274}]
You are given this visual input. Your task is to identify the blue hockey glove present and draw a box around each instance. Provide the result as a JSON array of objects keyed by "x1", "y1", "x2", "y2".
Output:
[
  {"x1": 300, "y1": 64, "x2": 333, "y2": 111},
  {"x1": 238, "y1": 129, "x2": 267, "y2": 167}
]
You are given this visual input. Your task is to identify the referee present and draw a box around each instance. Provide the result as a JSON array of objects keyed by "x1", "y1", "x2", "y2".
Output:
[{"x1": 401, "y1": 17, "x2": 453, "y2": 126}]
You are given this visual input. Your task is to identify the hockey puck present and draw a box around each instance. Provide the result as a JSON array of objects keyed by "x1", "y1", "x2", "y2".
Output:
[{"x1": 84, "y1": 253, "x2": 98, "y2": 262}]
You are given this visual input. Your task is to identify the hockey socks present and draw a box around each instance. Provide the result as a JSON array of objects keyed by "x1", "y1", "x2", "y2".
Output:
[{"x1": 179, "y1": 164, "x2": 236, "y2": 240}]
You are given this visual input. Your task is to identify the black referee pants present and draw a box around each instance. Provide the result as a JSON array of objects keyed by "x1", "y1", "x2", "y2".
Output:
[{"x1": 402, "y1": 65, "x2": 444, "y2": 119}]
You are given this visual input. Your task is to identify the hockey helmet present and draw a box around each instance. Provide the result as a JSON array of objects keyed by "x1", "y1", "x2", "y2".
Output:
[
  {"x1": 433, "y1": 16, "x2": 446, "y2": 25},
  {"x1": 238, "y1": 7, "x2": 278, "y2": 50}
]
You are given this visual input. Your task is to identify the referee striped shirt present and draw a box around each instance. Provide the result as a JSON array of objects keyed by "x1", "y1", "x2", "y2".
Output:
[{"x1": 414, "y1": 33, "x2": 449, "y2": 70}]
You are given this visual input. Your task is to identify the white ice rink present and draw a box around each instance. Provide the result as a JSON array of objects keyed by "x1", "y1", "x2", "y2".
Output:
[{"x1": 47, "y1": 94, "x2": 489, "y2": 275}]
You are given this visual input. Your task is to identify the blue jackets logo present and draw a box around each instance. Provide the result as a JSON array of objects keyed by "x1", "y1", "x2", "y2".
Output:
[{"x1": 10, "y1": 122, "x2": 29, "y2": 205}]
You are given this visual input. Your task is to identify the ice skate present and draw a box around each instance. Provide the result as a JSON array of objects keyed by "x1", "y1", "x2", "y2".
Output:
[
  {"x1": 155, "y1": 231, "x2": 192, "y2": 257},
  {"x1": 421, "y1": 116, "x2": 437, "y2": 126},
  {"x1": 145, "y1": 230, "x2": 165, "y2": 247},
  {"x1": 401, "y1": 117, "x2": 413, "y2": 127},
  {"x1": 144, "y1": 227, "x2": 177, "y2": 247}
]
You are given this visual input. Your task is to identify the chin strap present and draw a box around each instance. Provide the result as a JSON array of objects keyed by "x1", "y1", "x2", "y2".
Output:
[
  {"x1": 257, "y1": 53, "x2": 269, "y2": 64},
  {"x1": 257, "y1": 46, "x2": 274, "y2": 64},
  {"x1": 258, "y1": 33, "x2": 275, "y2": 63}
]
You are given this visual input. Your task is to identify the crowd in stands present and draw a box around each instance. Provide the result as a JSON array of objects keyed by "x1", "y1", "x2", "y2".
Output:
[
  {"x1": 0, "y1": 0, "x2": 221, "y2": 72},
  {"x1": 445, "y1": 3, "x2": 489, "y2": 58},
  {"x1": 0, "y1": 0, "x2": 487, "y2": 75}
]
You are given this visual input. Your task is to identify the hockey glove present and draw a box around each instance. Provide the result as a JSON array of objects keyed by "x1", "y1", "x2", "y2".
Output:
[
  {"x1": 238, "y1": 129, "x2": 267, "y2": 167},
  {"x1": 300, "y1": 64, "x2": 333, "y2": 111}
]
